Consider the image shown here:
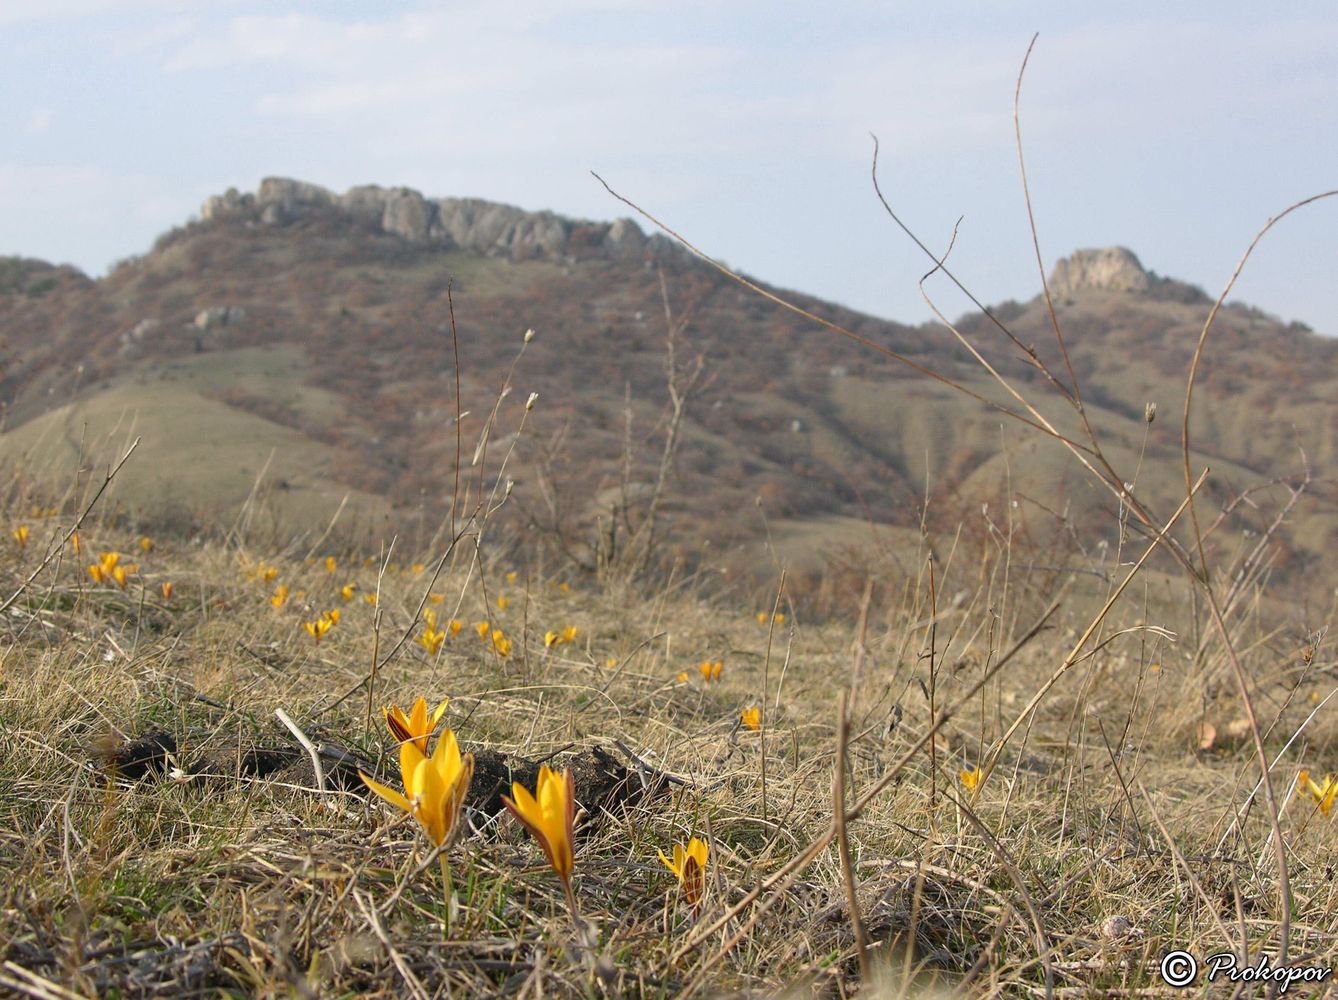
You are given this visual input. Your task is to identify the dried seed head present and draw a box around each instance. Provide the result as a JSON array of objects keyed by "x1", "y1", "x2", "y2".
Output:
[
  {"x1": 1145, "y1": 402, "x2": 1157, "y2": 424},
  {"x1": 526, "y1": 392, "x2": 538, "y2": 411},
  {"x1": 523, "y1": 328, "x2": 535, "y2": 344}
]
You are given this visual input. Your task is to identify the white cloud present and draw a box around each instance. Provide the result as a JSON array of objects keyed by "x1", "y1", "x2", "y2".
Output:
[{"x1": 27, "y1": 108, "x2": 52, "y2": 132}]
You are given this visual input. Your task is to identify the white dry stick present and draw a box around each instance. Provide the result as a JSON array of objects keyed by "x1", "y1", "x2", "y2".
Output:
[{"x1": 275, "y1": 708, "x2": 327, "y2": 796}]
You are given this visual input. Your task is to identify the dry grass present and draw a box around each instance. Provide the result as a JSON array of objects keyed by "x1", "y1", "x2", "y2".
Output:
[{"x1": 0, "y1": 507, "x2": 1335, "y2": 998}]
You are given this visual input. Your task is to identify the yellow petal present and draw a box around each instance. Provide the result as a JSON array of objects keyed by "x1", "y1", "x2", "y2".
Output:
[
  {"x1": 658, "y1": 847, "x2": 680, "y2": 877},
  {"x1": 360, "y1": 770, "x2": 414, "y2": 815},
  {"x1": 687, "y1": 836, "x2": 709, "y2": 869},
  {"x1": 399, "y1": 739, "x2": 428, "y2": 795}
]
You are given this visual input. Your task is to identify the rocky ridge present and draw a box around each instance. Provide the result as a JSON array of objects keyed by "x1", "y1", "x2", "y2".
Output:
[
  {"x1": 1048, "y1": 246, "x2": 1209, "y2": 304},
  {"x1": 200, "y1": 177, "x2": 666, "y2": 264}
]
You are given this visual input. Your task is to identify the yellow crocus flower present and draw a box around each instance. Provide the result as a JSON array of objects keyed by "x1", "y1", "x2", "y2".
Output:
[
  {"x1": 12, "y1": 526, "x2": 28, "y2": 547},
  {"x1": 383, "y1": 697, "x2": 450, "y2": 758},
  {"x1": 741, "y1": 706, "x2": 761, "y2": 731},
  {"x1": 959, "y1": 766, "x2": 983, "y2": 795},
  {"x1": 271, "y1": 585, "x2": 289, "y2": 608},
  {"x1": 419, "y1": 627, "x2": 446, "y2": 656},
  {"x1": 658, "y1": 836, "x2": 709, "y2": 905},
  {"x1": 305, "y1": 612, "x2": 337, "y2": 643},
  {"x1": 360, "y1": 727, "x2": 474, "y2": 849},
  {"x1": 502, "y1": 765, "x2": 576, "y2": 894},
  {"x1": 1298, "y1": 770, "x2": 1338, "y2": 817},
  {"x1": 340, "y1": 583, "x2": 356, "y2": 601}
]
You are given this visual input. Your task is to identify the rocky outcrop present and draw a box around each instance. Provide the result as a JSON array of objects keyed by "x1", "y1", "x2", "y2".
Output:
[
  {"x1": 1050, "y1": 247, "x2": 1151, "y2": 296},
  {"x1": 198, "y1": 177, "x2": 661, "y2": 264},
  {"x1": 1049, "y1": 247, "x2": 1208, "y2": 304}
]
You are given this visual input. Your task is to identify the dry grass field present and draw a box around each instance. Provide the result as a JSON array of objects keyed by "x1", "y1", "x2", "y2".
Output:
[{"x1": 2, "y1": 450, "x2": 1336, "y2": 998}]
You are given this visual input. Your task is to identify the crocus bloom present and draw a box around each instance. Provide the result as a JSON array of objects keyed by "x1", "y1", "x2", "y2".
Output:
[
  {"x1": 741, "y1": 706, "x2": 761, "y2": 731},
  {"x1": 340, "y1": 583, "x2": 356, "y2": 601},
  {"x1": 475, "y1": 621, "x2": 491, "y2": 640},
  {"x1": 1298, "y1": 770, "x2": 1338, "y2": 817},
  {"x1": 361, "y1": 727, "x2": 474, "y2": 848},
  {"x1": 502, "y1": 765, "x2": 576, "y2": 889},
  {"x1": 160, "y1": 581, "x2": 174, "y2": 600},
  {"x1": 448, "y1": 619, "x2": 462, "y2": 635},
  {"x1": 960, "y1": 766, "x2": 983, "y2": 795},
  {"x1": 305, "y1": 613, "x2": 336, "y2": 643},
  {"x1": 89, "y1": 551, "x2": 119, "y2": 584},
  {"x1": 544, "y1": 630, "x2": 561, "y2": 649},
  {"x1": 562, "y1": 626, "x2": 578, "y2": 643},
  {"x1": 139, "y1": 536, "x2": 153, "y2": 552},
  {"x1": 384, "y1": 697, "x2": 450, "y2": 757},
  {"x1": 324, "y1": 556, "x2": 337, "y2": 574},
  {"x1": 497, "y1": 594, "x2": 509, "y2": 610},
  {"x1": 419, "y1": 627, "x2": 446, "y2": 656},
  {"x1": 271, "y1": 585, "x2": 289, "y2": 608},
  {"x1": 659, "y1": 836, "x2": 709, "y2": 905},
  {"x1": 12, "y1": 526, "x2": 28, "y2": 546},
  {"x1": 699, "y1": 660, "x2": 722, "y2": 683}
]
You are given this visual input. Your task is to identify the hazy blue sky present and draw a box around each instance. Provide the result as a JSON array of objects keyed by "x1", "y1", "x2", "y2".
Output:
[{"x1": 3, "y1": 1, "x2": 1335, "y2": 332}]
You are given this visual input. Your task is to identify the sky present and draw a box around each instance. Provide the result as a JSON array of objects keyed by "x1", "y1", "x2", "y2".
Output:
[{"x1": 3, "y1": 1, "x2": 1336, "y2": 333}]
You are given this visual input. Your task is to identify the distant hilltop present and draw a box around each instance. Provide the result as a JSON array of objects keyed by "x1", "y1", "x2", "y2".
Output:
[
  {"x1": 200, "y1": 177, "x2": 672, "y2": 264},
  {"x1": 1048, "y1": 246, "x2": 1208, "y2": 304}
]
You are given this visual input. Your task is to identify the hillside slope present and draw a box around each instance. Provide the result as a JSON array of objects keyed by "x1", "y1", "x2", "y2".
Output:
[{"x1": 0, "y1": 180, "x2": 1332, "y2": 597}]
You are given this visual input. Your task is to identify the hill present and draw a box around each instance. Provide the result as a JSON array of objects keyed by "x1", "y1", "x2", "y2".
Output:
[{"x1": 0, "y1": 179, "x2": 1333, "y2": 603}]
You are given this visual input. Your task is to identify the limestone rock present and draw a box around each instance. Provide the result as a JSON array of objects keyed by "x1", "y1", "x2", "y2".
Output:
[
  {"x1": 200, "y1": 187, "x2": 253, "y2": 221},
  {"x1": 1048, "y1": 247, "x2": 1209, "y2": 304},
  {"x1": 197, "y1": 178, "x2": 684, "y2": 264},
  {"x1": 1049, "y1": 247, "x2": 1151, "y2": 296},
  {"x1": 255, "y1": 177, "x2": 336, "y2": 224},
  {"x1": 193, "y1": 306, "x2": 245, "y2": 330},
  {"x1": 381, "y1": 188, "x2": 434, "y2": 244}
]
